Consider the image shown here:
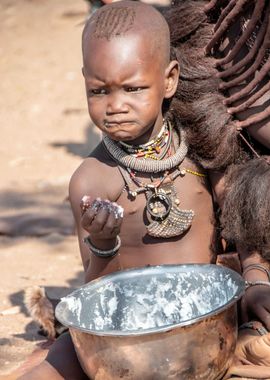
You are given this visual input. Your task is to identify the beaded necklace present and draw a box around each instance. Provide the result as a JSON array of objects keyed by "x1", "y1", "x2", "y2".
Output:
[
  {"x1": 123, "y1": 126, "x2": 179, "y2": 198},
  {"x1": 118, "y1": 121, "x2": 170, "y2": 159},
  {"x1": 103, "y1": 121, "x2": 188, "y2": 173},
  {"x1": 103, "y1": 121, "x2": 195, "y2": 238}
]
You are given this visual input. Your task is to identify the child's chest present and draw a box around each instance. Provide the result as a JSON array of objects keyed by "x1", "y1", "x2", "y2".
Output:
[{"x1": 115, "y1": 160, "x2": 213, "y2": 243}]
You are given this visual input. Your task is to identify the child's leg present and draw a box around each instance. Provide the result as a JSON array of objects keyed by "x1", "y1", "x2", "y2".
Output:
[
  {"x1": 46, "y1": 331, "x2": 89, "y2": 379},
  {"x1": 19, "y1": 332, "x2": 89, "y2": 380},
  {"x1": 18, "y1": 361, "x2": 64, "y2": 380}
]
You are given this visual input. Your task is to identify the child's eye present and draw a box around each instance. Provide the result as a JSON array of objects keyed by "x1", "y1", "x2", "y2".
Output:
[
  {"x1": 125, "y1": 87, "x2": 144, "y2": 93},
  {"x1": 88, "y1": 88, "x2": 107, "y2": 96}
]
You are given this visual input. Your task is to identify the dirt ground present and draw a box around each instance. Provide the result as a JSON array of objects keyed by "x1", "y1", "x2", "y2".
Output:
[{"x1": 0, "y1": 0, "x2": 102, "y2": 375}]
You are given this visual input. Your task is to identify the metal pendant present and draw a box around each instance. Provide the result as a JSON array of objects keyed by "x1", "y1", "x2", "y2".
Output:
[
  {"x1": 146, "y1": 190, "x2": 172, "y2": 221},
  {"x1": 146, "y1": 184, "x2": 195, "y2": 238}
]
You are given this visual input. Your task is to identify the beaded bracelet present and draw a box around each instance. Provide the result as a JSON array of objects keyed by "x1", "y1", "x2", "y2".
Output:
[
  {"x1": 83, "y1": 235, "x2": 121, "y2": 258},
  {"x1": 239, "y1": 321, "x2": 268, "y2": 335},
  {"x1": 243, "y1": 264, "x2": 270, "y2": 281},
  {"x1": 245, "y1": 280, "x2": 270, "y2": 289}
]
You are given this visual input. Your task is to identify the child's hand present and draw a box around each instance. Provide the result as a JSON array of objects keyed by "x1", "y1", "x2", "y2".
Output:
[
  {"x1": 241, "y1": 286, "x2": 270, "y2": 331},
  {"x1": 80, "y1": 196, "x2": 124, "y2": 242}
]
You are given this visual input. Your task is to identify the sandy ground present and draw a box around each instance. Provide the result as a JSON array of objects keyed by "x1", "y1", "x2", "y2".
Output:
[{"x1": 0, "y1": 0, "x2": 102, "y2": 375}]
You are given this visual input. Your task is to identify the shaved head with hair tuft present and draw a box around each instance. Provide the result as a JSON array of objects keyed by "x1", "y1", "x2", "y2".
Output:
[
  {"x1": 82, "y1": 0, "x2": 171, "y2": 66},
  {"x1": 92, "y1": 6, "x2": 136, "y2": 40}
]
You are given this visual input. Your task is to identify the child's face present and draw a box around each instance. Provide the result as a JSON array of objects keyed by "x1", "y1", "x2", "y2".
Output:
[{"x1": 83, "y1": 34, "x2": 178, "y2": 144}]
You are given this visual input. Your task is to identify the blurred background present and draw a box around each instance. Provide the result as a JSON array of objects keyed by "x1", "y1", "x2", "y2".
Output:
[{"x1": 0, "y1": 0, "x2": 102, "y2": 375}]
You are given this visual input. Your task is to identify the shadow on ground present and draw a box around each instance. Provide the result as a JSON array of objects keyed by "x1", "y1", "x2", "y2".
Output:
[
  {"x1": 0, "y1": 187, "x2": 74, "y2": 238},
  {"x1": 51, "y1": 121, "x2": 102, "y2": 158},
  {"x1": 0, "y1": 122, "x2": 102, "y2": 238}
]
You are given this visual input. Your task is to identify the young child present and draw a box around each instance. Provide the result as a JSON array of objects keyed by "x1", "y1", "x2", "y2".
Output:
[
  {"x1": 71, "y1": 0, "x2": 217, "y2": 283},
  {"x1": 20, "y1": 2, "x2": 219, "y2": 379}
]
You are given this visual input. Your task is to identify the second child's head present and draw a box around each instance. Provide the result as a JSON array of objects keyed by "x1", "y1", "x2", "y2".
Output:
[{"x1": 82, "y1": 0, "x2": 179, "y2": 144}]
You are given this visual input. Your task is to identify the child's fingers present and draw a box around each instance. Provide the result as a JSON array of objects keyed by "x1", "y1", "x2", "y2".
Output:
[
  {"x1": 81, "y1": 208, "x2": 96, "y2": 231},
  {"x1": 81, "y1": 197, "x2": 124, "y2": 236},
  {"x1": 113, "y1": 213, "x2": 123, "y2": 233},
  {"x1": 103, "y1": 210, "x2": 123, "y2": 236},
  {"x1": 81, "y1": 198, "x2": 103, "y2": 231},
  {"x1": 94, "y1": 202, "x2": 123, "y2": 235},
  {"x1": 80, "y1": 195, "x2": 92, "y2": 214},
  {"x1": 90, "y1": 207, "x2": 110, "y2": 234}
]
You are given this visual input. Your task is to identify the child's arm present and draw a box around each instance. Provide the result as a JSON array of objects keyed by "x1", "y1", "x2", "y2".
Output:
[
  {"x1": 208, "y1": 170, "x2": 225, "y2": 207},
  {"x1": 80, "y1": 196, "x2": 123, "y2": 252},
  {"x1": 68, "y1": 154, "x2": 124, "y2": 280},
  {"x1": 237, "y1": 245, "x2": 270, "y2": 330}
]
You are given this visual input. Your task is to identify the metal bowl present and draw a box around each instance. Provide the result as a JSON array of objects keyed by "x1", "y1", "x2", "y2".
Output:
[{"x1": 56, "y1": 264, "x2": 245, "y2": 379}]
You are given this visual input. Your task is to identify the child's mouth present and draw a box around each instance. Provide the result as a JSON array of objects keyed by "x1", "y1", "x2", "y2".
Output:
[{"x1": 104, "y1": 121, "x2": 133, "y2": 129}]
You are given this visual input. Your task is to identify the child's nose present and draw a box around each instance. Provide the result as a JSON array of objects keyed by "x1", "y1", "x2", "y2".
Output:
[{"x1": 106, "y1": 92, "x2": 128, "y2": 114}]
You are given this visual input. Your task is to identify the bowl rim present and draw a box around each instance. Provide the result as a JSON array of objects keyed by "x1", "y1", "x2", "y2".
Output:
[{"x1": 55, "y1": 263, "x2": 245, "y2": 336}]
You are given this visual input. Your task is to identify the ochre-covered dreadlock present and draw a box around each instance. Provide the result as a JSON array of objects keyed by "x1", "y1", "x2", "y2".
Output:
[
  {"x1": 204, "y1": 0, "x2": 270, "y2": 258},
  {"x1": 165, "y1": 0, "x2": 270, "y2": 259},
  {"x1": 205, "y1": 0, "x2": 270, "y2": 129},
  {"x1": 164, "y1": 1, "x2": 246, "y2": 170}
]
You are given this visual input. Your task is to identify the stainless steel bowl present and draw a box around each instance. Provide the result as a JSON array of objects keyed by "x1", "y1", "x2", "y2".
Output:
[{"x1": 56, "y1": 264, "x2": 245, "y2": 379}]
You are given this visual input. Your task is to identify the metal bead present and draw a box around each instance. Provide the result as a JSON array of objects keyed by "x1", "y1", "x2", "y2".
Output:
[
  {"x1": 180, "y1": 169, "x2": 186, "y2": 176},
  {"x1": 130, "y1": 191, "x2": 137, "y2": 198}
]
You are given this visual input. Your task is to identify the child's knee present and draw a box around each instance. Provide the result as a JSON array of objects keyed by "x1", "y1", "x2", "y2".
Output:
[
  {"x1": 18, "y1": 361, "x2": 64, "y2": 380},
  {"x1": 46, "y1": 332, "x2": 89, "y2": 380}
]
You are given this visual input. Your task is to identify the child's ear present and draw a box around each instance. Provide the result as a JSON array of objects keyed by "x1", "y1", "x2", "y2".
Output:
[{"x1": 164, "y1": 60, "x2": 180, "y2": 99}]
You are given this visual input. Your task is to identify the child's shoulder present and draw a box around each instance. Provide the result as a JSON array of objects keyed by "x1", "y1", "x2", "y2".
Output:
[
  {"x1": 69, "y1": 141, "x2": 124, "y2": 208},
  {"x1": 73, "y1": 140, "x2": 116, "y2": 176}
]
